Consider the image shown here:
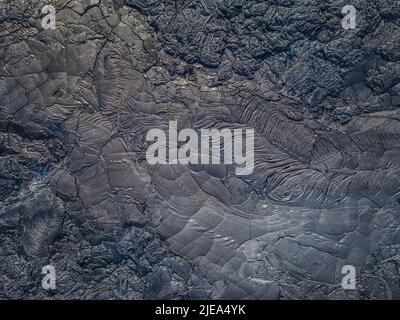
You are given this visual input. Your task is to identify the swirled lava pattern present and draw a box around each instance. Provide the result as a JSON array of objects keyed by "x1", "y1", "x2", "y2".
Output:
[{"x1": 1, "y1": 0, "x2": 400, "y2": 299}]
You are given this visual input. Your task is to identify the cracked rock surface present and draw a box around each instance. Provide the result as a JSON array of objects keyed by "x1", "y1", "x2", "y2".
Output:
[{"x1": 1, "y1": 0, "x2": 400, "y2": 299}]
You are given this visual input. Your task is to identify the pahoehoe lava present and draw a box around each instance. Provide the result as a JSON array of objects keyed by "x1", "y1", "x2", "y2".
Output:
[{"x1": 1, "y1": 0, "x2": 400, "y2": 299}]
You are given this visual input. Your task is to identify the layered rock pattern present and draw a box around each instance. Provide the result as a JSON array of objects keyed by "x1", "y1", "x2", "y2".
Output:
[{"x1": 0, "y1": 0, "x2": 400, "y2": 299}]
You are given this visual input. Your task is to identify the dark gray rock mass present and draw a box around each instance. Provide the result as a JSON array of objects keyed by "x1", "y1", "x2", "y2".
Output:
[{"x1": 0, "y1": 0, "x2": 400, "y2": 299}]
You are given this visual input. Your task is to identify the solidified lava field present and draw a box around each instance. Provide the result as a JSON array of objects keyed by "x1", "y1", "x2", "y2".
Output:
[{"x1": 1, "y1": 0, "x2": 400, "y2": 299}]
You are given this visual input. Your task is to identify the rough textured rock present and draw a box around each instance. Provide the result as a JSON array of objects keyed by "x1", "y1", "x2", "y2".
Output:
[{"x1": 0, "y1": 0, "x2": 400, "y2": 300}]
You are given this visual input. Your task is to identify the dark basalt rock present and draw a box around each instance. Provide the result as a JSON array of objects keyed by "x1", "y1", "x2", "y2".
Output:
[{"x1": 0, "y1": 0, "x2": 400, "y2": 300}]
